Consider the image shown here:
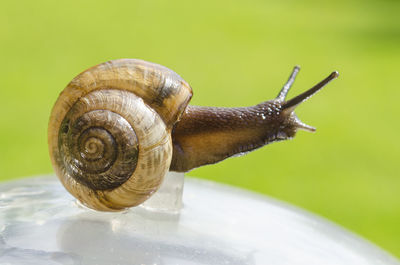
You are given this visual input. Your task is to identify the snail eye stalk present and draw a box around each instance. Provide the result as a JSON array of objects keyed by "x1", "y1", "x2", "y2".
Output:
[
  {"x1": 282, "y1": 71, "x2": 339, "y2": 113},
  {"x1": 276, "y1": 65, "x2": 301, "y2": 101}
]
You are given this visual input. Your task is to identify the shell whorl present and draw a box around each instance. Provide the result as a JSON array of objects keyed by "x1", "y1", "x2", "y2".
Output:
[{"x1": 48, "y1": 59, "x2": 192, "y2": 211}]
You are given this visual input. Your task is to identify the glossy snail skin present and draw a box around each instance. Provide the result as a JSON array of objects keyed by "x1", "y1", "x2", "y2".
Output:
[
  {"x1": 171, "y1": 69, "x2": 338, "y2": 172},
  {"x1": 48, "y1": 59, "x2": 338, "y2": 211}
]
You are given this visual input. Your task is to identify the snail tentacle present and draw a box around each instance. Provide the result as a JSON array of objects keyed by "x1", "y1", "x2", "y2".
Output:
[{"x1": 277, "y1": 65, "x2": 300, "y2": 101}]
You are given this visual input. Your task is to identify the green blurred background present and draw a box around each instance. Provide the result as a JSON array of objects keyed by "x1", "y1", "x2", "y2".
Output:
[{"x1": 1, "y1": 0, "x2": 399, "y2": 257}]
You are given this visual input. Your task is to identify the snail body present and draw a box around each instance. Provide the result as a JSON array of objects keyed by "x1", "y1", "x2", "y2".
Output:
[{"x1": 48, "y1": 59, "x2": 338, "y2": 211}]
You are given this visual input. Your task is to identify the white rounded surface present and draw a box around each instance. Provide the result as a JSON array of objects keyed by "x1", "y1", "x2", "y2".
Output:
[{"x1": 0, "y1": 176, "x2": 398, "y2": 265}]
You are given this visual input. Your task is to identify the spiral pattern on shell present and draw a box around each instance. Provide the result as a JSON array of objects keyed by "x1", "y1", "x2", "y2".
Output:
[
  {"x1": 59, "y1": 90, "x2": 140, "y2": 191},
  {"x1": 48, "y1": 59, "x2": 192, "y2": 211}
]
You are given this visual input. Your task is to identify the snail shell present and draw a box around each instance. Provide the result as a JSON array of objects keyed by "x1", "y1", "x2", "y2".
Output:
[{"x1": 48, "y1": 59, "x2": 192, "y2": 211}]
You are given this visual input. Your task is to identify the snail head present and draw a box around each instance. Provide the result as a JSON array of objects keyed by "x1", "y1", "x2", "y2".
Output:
[{"x1": 270, "y1": 66, "x2": 339, "y2": 138}]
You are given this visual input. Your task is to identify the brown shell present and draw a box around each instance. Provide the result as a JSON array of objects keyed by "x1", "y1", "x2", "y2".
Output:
[{"x1": 48, "y1": 59, "x2": 192, "y2": 211}]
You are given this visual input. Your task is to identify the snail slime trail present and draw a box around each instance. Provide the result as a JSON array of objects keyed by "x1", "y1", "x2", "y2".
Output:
[{"x1": 48, "y1": 59, "x2": 338, "y2": 211}]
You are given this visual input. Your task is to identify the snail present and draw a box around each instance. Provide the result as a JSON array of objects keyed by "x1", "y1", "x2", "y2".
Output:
[{"x1": 48, "y1": 59, "x2": 338, "y2": 211}]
